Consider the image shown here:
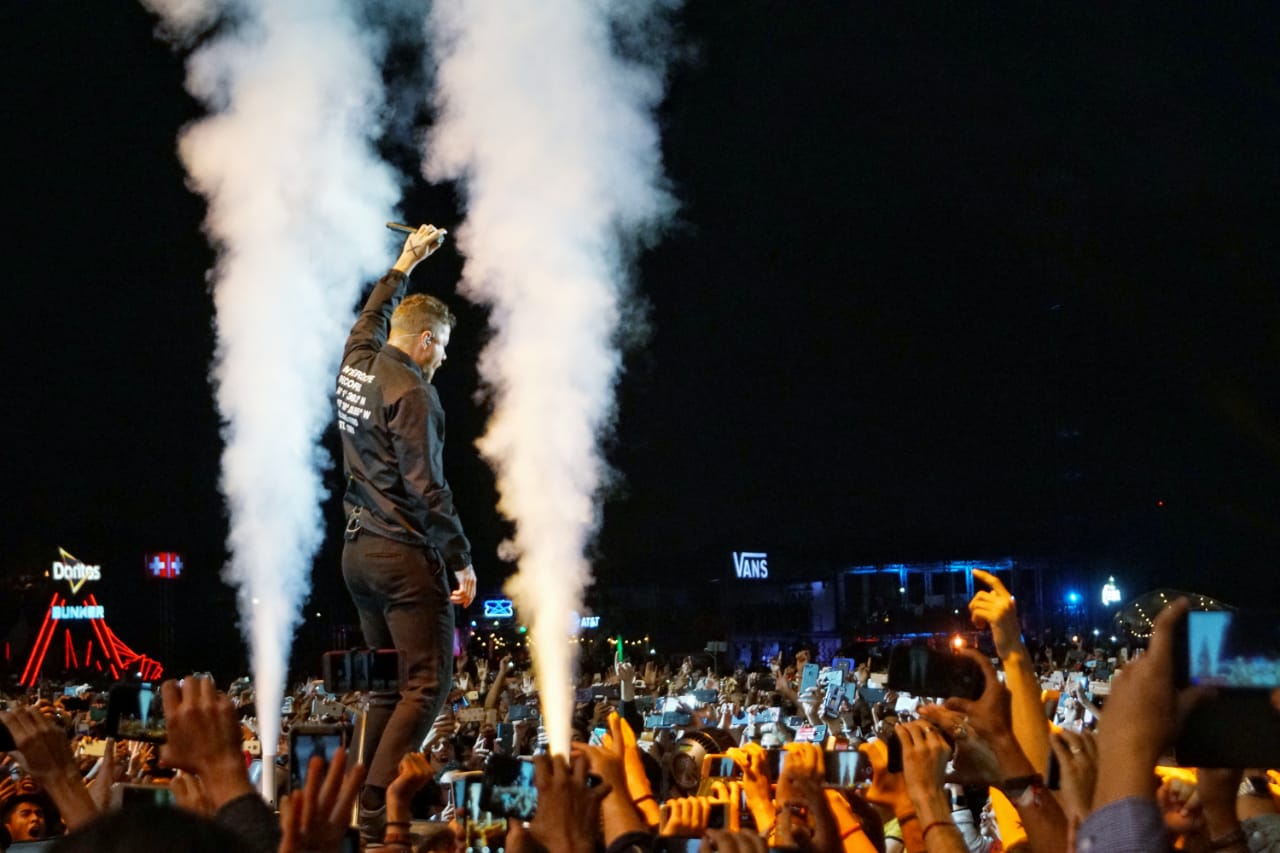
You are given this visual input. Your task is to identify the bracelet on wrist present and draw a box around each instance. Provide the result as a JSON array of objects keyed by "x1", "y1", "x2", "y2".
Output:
[
  {"x1": 998, "y1": 773, "x2": 1047, "y2": 807},
  {"x1": 922, "y1": 820, "x2": 957, "y2": 840}
]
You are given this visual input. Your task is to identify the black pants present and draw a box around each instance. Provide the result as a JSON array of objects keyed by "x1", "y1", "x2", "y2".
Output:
[{"x1": 342, "y1": 531, "x2": 454, "y2": 788}]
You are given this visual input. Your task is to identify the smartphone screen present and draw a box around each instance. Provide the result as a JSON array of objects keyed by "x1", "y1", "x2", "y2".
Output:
[
  {"x1": 455, "y1": 774, "x2": 507, "y2": 853},
  {"x1": 1186, "y1": 611, "x2": 1280, "y2": 689},
  {"x1": 482, "y1": 755, "x2": 538, "y2": 821},
  {"x1": 112, "y1": 783, "x2": 177, "y2": 809},
  {"x1": 106, "y1": 684, "x2": 166, "y2": 743},
  {"x1": 886, "y1": 645, "x2": 984, "y2": 700},
  {"x1": 763, "y1": 748, "x2": 788, "y2": 782},
  {"x1": 702, "y1": 754, "x2": 742, "y2": 779},
  {"x1": 369, "y1": 650, "x2": 401, "y2": 691},
  {"x1": 799, "y1": 663, "x2": 820, "y2": 693},
  {"x1": 823, "y1": 750, "x2": 866, "y2": 787},
  {"x1": 1176, "y1": 690, "x2": 1280, "y2": 768},
  {"x1": 822, "y1": 684, "x2": 845, "y2": 718},
  {"x1": 323, "y1": 651, "x2": 352, "y2": 694},
  {"x1": 290, "y1": 729, "x2": 345, "y2": 790},
  {"x1": 451, "y1": 772, "x2": 484, "y2": 823}
]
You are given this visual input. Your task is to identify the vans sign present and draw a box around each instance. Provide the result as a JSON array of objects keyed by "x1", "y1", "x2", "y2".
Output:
[{"x1": 733, "y1": 551, "x2": 769, "y2": 580}]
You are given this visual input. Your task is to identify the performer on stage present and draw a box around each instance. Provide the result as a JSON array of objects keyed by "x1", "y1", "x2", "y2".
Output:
[{"x1": 334, "y1": 224, "x2": 477, "y2": 841}]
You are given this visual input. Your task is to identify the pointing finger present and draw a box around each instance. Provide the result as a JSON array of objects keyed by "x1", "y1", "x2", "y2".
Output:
[{"x1": 972, "y1": 569, "x2": 1008, "y2": 596}]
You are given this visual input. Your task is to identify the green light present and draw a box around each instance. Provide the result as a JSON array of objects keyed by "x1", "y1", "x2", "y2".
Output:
[{"x1": 518, "y1": 625, "x2": 528, "y2": 634}]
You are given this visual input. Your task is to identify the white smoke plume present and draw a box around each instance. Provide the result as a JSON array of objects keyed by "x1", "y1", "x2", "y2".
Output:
[
  {"x1": 141, "y1": 0, "x2": 400, "y2": 782},
  {"x1": 423, "y1": 0, "x2": 678, "y2": 754}
]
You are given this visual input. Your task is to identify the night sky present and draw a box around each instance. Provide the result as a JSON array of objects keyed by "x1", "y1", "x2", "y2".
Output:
[{"x1": 4, "y1": 2, "x2": 1279, "y2": 675}]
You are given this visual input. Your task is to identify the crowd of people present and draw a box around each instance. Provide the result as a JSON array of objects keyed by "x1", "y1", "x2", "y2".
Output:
[{"x1": 1, "y1": 570, "x2": 1277, "y2": 852}]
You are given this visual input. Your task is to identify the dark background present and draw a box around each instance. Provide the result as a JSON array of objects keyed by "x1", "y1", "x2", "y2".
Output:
[{"x1": 3, "y1": 2, "x2": 1278, "y2": 679}]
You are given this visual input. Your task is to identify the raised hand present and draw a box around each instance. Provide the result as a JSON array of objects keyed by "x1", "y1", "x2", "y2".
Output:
[
  {"x1": 937, "y1": 650, "x2": 1034, "y2": 778},
  {"x1": 1156, "y1": 775, "x2": 1204, "y2": 838},
  {"x1": 392, "y1": 224, "x2": 448, "y2": 274},
  {"x1": 897, "y1": 721, "x2": 952, "y2": 804},
  {"x1": 516, "y1": 752, "x2": 610, "y2": 853},
  {"x1": 725, "y1": 742, "x2": 776, "y2": 835},
  {"x1": 172, "y1": 769, "x2": 215, "y2": 816},
  {"x1": 0, "y1": 704, "x2": 99, "y2": 829},
  {"x1": 915, "y1": 703, "x2": 1002, "y2": 784},
  {"x1": 278, "y1": 746, "x2": 366, "y2": 853},
  {"x1": 386, "y1": 751, "x2": 432, "y2": 823},
  {"x1": 969, "y1": 569, "x2": 1023, "y2": 657},
  {"x1": 599, "y1": 712, "x2": 659, "y2": 829},
  {"x1": 580, "y1": 741, "x2": 648, "y2": 843},
  {"x1": 774, "y1": 743, "x2": 840, "y2": 852},
  {"x1": 1, "y1": 705, "x2": 76, "y2": 780},
  {"x1": 1092, "y1": 598, "x2": 1209, "y2": 811},
  {"x1": 1048, "y1": 728, "x2": 1098, "y2": 825},
  {"x1": 896, "y1": 721, "x2": 970, "y2": 851},
  {"x1": 127, "y1": 741, "x2": 155, "y2": 782},
  {"x1": 659, "y1": 796, "x2": 713, "y2": 837},
  {"x1": 159, "y1": 675, "x2": 254, "y2": 809},
  {"x1": 86, "y1": 738, "x2": 120, "y2": 812},
  {"x1": 617, "y1": 661, "x2": 637, "y2": 702}
]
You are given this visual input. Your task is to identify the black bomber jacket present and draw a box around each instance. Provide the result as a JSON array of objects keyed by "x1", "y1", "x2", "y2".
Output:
[{"x1": 335, "y1": 270, "x2": 471, "y2": 572}]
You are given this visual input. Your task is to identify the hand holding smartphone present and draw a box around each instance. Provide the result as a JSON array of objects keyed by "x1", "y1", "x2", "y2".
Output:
[{"x1": 1172, "y1": 608, "x2": 1280, "y2": 767}]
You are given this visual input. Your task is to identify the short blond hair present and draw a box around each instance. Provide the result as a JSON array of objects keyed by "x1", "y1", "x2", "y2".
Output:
[{"x1": 391, "y1": 293, "x2": 456, "y2": 336}]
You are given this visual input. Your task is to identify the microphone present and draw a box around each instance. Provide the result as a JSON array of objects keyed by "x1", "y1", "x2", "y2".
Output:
[
  {"x1": 386, "y1": 222, "x2": 448, "y2": 250},
  {"x1": 387, "y1": 222, "x2": 448, "y2": 237}
]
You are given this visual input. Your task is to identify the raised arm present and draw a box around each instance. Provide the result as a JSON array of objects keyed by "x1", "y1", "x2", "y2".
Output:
[
  {"x1": 0, "y1": 705, "x2": 99, "y2": 830},
  {"x1": 342, "y1": 224, "x2": 446, "y2": 364},
  {"x1": 969, "y1": 569, "x2": 1050, "y2": 775},
  {"x1": 941, "y1": 650, "x2": 1068, "y2": 853},
  {"x1": 485, "y1": 654, "x2": 514, "y2": 710}
]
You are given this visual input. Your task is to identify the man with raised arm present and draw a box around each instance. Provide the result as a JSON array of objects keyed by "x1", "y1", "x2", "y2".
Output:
[{"x1": 335, "y1": 224, "x2": 478, "y2": 842}]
